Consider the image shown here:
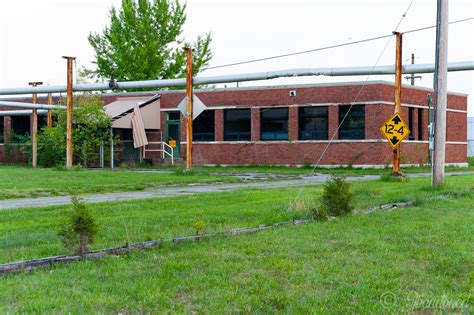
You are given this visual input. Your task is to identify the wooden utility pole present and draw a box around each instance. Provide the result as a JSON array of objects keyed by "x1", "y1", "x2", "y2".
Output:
[
  {"x1": 63, "y1": 56, "x2": 75, "y2": 168},
  {"x1": 405, "y1": 53, "x2": 422, "y2": 85},
  {"x1": 432, "y1": 0, "x2": 449, "y2": 185},
  {"x1": 47, "y1": 93, "x2": 53, "y2": 128},
  {"x1": 393, "y1": 32, "x2": 403, "y2": 175},
  {"x1": 29, "y1": 81, "x2": 43, "y2": 168},
  {"x1": 184, "y1": 48, "x2": 194, "y2": 170}
]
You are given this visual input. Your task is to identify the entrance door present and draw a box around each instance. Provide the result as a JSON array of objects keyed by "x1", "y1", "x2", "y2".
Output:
[{"x1": 165, "y1": 112, "x2": 181, "y2": 158}]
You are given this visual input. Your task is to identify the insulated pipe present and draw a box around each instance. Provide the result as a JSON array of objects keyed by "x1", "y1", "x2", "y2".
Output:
[
  {"x1": 0, "y1": 100, "x2": 66, "y2": 110},
  {"x1": 0, "y1": 61, "x2": 472, "y2": 96},
  {"x1": 0, "y1": 109, "x2": 48, "y2": 116}
]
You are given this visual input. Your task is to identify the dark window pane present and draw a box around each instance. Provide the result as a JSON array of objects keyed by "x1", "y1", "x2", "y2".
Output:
[
  {"x1": 168, "y1": 111, "x2": 180, "y2": 121},
  {"x1": 417, "y1": 108, "x2": 423, "y2": 140},
  {"x1": 11, "y1": 116, "x2": 30, "y2": 137},
  {"x1": 261, "y1": 108, "x2": 288, "y2": 141},
  {"x1": 193, "y1": 110, "x2": 215, "y2": 141},
  {"x1": 408, "y1": 107, "x2": 414, "y2": 140},
  {"x1": 338, "y1": 105, "x2": 365, "y2": 140},
  {"x1": 298, "y1": 106, "x2": 328, "y2": 140},
  {"x1": 224, "y1": 109, "x2": 251, "y2": 141}
]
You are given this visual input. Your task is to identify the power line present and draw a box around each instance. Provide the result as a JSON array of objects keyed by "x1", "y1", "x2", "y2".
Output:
[
  {"x1": 202, "y1": 17, "x2": 473, "y2": 72},
  {"x1": 286, "y1": 0, "x2": 416, "y2": 211}
]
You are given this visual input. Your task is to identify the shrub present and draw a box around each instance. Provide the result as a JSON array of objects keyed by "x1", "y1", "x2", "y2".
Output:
[
  {"x1": 310, "y1": 205, "x2": 329, "y2": 221},
  {"x1": 58, "y1": 197, "x2": 99, "y2": 256},
  {"x1": 38, "y1": 127, "x2": 66, "y2": 167},
  {"x1": 192, "y1": 220, "x2": 206, "y2": 235},
  {"x1": 380, "y1": 173, "x2": 408, "y2": 182},
  {"x1": 468, "y1": 157, "x2": 474, "y2": 167},
  {"x1": 320, "y1": 176, "x2": 353, "y2": 217}
]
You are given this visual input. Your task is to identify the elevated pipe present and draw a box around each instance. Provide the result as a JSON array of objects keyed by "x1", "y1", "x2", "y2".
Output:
[
  {"x1": 0, "y1": 61, "x2": 472, "y2": 96},
  {"x1": 0, "y1": 109, "x2": 48, "y2": 116},
  {"x1": 0, "y1": 100, "x2": 66, "y2": 110}
]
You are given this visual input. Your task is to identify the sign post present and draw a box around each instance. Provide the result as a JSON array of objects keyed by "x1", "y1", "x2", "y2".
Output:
[{"x1": 380, "y1": 112, "x2": 410, "y2": 175}]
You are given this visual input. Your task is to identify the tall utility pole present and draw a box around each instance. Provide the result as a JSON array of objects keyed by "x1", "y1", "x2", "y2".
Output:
[
  {"x1": 405, "y1": 53, "x2": 422, "y2": 85},
  {"x1": 29, "y1": 81, "x2": 43, "y2": 168},
  {"x1": 63, "y1": 56, "x2": 75, "y2": 168},
  {"x1": 393, "y1": 32, "x2": 403, "y2": 175},
  {"x1": 47, "y1": 93, "x2": 53, "y2": 128},
  {"x1": 184, "y1": 48, "x2": 194, "y2": 170},
  {"x1": 432, "y1": 0, "x2": 449, "y2": 185}
]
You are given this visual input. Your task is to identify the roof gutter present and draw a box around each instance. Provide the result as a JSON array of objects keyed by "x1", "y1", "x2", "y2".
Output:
[{"x1": 0, "y1": 61, "x2": 472, "y2": 96}]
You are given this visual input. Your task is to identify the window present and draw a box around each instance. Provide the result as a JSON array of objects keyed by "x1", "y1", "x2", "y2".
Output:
[
  {"x1": 408, "y1": 107, "x2": 414, "y2": 140},
  {"x1": 193, "y1": 110, "x2": 215, "y2": 141},
  {"x1": 167, "y1": 111, "x2": 180, "y2": 121},
  {"x1": 299, "y1": 106, "x2": 328, "y2": 140},
  {"x1": 417, "y1": 108, "x2": 423, "y2": 140},
  {"x1": 338, "y1": 105, "x2": 365, "y2": 140},
  {"x1": 11, "y1": 116, "x2": 30, "y2": 136},
  {"x1": 260, "y1": 108, "x2": 288, "y2": 141},
  {"x1": 224, "y1": 109, "x2": 251, "y2": 141}
]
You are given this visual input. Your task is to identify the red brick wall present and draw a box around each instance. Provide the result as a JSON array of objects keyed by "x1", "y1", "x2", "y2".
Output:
[
  {"x1": 182, "y1": 141, "x2": 464, "y2": 166},
  {"x1": 0, "y1": 82, "x2": 468, "y2": 166}
]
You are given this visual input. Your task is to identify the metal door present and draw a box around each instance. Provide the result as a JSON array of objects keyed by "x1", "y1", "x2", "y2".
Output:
[{"x1": 165, "y1": 112, "x2": 181, "y2": 158}]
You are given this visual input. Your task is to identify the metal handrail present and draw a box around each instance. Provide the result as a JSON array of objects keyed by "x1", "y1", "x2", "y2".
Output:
[
  {"x1": 161, "y1": 142, "x2": 174, "y2": 165},
  {"x1": 143, "y1": 141, "x2": 174, "y2": 165}
]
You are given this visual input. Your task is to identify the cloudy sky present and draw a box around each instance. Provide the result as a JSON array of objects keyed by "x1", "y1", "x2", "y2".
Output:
[{"x1": 0, "y1": 0, "x2": 472, "y2": 115}]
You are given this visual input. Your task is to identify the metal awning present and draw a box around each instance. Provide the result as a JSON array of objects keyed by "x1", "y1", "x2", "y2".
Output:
[{"x1": 104, "y1": 95, "x2": 160, "y2": 129}]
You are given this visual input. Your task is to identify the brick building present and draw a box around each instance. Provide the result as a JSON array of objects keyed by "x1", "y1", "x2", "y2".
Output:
[{"x1": 0, "y1": 81, "x2": 469, "y2": 167}]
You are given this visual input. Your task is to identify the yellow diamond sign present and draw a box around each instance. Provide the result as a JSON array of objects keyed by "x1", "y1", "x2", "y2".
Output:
[{"x1": 379, "y1": 112, "x2": 410, "y2": 148}]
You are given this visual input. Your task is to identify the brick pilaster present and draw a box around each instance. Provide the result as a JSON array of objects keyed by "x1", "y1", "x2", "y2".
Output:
[
  {"x1": 251, "y1": 107, "x2": 260, "y2": 142},
  {"x1": 328, "y1": 104, "x2": 339, "y2": 139},
  {"x1": 214, "y1": 109, "x2": 224, "y2": 141},
  {"x1": 289, "y1": 106, "x2": 298, "y2": 141}
]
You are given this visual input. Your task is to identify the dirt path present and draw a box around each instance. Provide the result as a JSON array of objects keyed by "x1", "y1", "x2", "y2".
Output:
[{"x1": 1, "y1": 171, "x2": 471, "y2": 211}]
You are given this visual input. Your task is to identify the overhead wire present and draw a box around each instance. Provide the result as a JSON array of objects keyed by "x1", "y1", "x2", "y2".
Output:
[
  {"x1": 201, "y1": 16, "x2": 473, "y2": 72},
  {"x1": 286, "y1": 0, "x2": 417, "y2": 212}
]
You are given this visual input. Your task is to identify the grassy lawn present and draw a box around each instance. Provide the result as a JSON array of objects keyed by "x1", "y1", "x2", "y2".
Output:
[
  {"x1": 1, "y1": 160, "x2": 472, "y2": 200},
  {"x1": 0, "y1": 165, "x2": 240, "y2": 199},
  {"x1": 0, "y1": 179, "x2": 472, "y2": 312},
  {"x1": 128, "y1": 161, "x2": 474, "y2": 177},
  {"x1": 1, "y1": 175, "x2": 473, "y2": 264}
]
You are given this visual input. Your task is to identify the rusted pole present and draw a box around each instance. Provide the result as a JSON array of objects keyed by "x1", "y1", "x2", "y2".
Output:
[
  {"x1": 29, "y1": 81, "x2": 43, "y2": 168},
  {"x1": 47, "y1": 93, "x2": 53, "y2": 128},
  {"x1": 63, "y1": 56, "x2": 75, "y2": 168},
  {"x1": 184, "y1": 48, "x2": 194, "y2": 170},
  {"x1": 393, "y1": 32, "x2": 403, "y2": 175}
]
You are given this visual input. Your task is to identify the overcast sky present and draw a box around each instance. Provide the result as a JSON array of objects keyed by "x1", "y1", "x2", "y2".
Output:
[{"x1": 0, "y1": 0, "x2": 472, "y2": 115}]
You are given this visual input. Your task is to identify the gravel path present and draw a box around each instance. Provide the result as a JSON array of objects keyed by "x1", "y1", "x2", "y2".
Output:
[{"x1": 1, "y1": 171, "x2": 472, "y2": 211}]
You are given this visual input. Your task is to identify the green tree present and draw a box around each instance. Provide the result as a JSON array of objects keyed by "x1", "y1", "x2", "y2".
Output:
[
  {"x1": 38, "y1": 95, "x2": 114, "y2": 167},
  {"x1": 86, "y1": 0, "x2": 212, "y2": 81}
]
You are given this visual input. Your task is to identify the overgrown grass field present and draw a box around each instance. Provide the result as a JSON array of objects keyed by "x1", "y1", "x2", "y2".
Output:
[
  {"x1": 0, "y1": 175, "x2": 472, "y2": 312},
  {"x1": 2, "y1": 162, "x2": 472, "y2": 200},
  {"x1": 0, "y1": 165, "x2": 240, "y2": 199}
]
